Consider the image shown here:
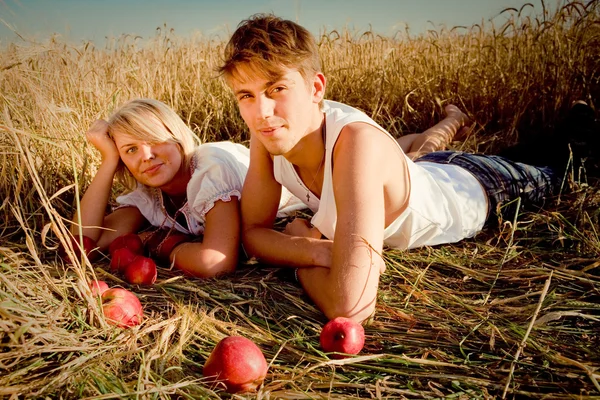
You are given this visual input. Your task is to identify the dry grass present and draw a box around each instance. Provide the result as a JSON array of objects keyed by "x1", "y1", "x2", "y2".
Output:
[{"x1": 1, "y1": 1, "x2": 600, "y2": 398}]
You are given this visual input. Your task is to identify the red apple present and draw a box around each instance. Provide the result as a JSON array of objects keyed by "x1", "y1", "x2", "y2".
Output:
[
  {"x1": 90, "y1": 280, "x2": 109, "y2": 297},
  {"x1": 203, "y1": 336, "x2": 268, "y2": 393},
  {"x1": 319, "y1": 317, "x2": 365, "y2": 359},
  {"x1": 123, "y1": 256, "x2": 157, "y2": 286},
  {"x1": 101, "y1": 288, "x2": 143, "y2": 328},
  {"x1": 110, "y1": 247, "x2": 137, "y2": 273},
  {"x1": 60, "y1": 235, "x2": 101, "y2": 263},
  {"x1": 109, "y1": 233, "x2": 144, "y2": 256}
]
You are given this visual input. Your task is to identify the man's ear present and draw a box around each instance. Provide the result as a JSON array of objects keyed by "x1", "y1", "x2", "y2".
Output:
[{"x1": 312, "y1": 72, "x2": 326, "y2": 103}]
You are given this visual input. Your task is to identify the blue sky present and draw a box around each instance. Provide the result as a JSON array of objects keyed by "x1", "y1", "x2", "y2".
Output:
[{"x1": 0, "y1": 0, "x2": 550, "y2": 44}]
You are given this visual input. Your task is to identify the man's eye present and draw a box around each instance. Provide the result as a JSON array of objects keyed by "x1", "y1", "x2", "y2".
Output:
[{"x1": 126, "y1": 147, "x2": 137, "y2": 154}]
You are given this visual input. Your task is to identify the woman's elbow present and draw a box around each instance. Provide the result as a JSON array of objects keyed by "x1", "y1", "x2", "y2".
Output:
[
  {"x1": 204, "y1": 255, "x2": 237, "y2": 278},
  {"x1": 174, "y1": 248, "x2": 238, "y2": 279}
]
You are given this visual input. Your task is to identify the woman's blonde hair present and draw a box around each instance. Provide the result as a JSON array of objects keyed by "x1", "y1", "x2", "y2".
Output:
[{"x1": 107, "y1": 98, "x2": 200, "y2": 190}]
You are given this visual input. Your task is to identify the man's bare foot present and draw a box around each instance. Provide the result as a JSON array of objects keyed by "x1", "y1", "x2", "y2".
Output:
[
  {"x1": 444, "y1": 104, "x2": 470, "y2": 127},
  {"x1": 445, "y1": 104, "x2": 473, "y2": 141},
  {"x1": 454, "y1": 126, "x2": 474, "y2": 141}
]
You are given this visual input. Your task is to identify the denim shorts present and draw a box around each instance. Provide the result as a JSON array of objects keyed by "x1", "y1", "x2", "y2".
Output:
[{"x1": 415, "y1": 151, "x2": 559, "y2": 223}]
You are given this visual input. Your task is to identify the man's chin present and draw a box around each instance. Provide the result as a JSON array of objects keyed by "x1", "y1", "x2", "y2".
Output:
[{"x1": 267, "y1": 147, "x2": 290, "y2": 157}]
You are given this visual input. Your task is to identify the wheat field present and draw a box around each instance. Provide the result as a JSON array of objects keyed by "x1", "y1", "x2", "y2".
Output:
[{"x1": 1, "y1": 1, "x2": 600, "y2": 398}]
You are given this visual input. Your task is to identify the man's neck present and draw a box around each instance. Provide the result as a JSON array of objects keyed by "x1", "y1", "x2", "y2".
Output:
[{"x1": 284, "y1": 111, "x2": 326, "y2": 173}]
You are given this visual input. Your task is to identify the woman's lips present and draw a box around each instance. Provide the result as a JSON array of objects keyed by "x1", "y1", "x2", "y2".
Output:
[{"x1": 143, "y1": 163, "x2": 162, "y2": 174}]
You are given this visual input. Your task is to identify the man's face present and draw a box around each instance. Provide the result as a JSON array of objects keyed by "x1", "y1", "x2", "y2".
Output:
[{"x1": 230, "y1": 66, "x2": 324, "y2": 157}]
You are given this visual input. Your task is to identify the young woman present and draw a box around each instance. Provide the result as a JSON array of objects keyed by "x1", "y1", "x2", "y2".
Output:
[{"x1": 71, "y1": 98, "x2": 304, "y2": 278}]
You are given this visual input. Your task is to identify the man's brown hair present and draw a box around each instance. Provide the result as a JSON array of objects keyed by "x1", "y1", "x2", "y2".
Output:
[{"x1": 218, "y1": 13, "x2": 321, "y2": 84}]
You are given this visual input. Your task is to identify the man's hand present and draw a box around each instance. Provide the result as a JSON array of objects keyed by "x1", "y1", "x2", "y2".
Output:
[
  {"x1": 284, "y1": 218, "x2": 323, "y2": 239},
  {"x1": 86, "y1": 119, "x2": 120, "y2": 163}
]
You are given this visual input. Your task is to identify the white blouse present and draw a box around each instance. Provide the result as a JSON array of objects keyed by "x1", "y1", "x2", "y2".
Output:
[{"x1": 116, "y1": 141, "x2": 306, "y2": 235}]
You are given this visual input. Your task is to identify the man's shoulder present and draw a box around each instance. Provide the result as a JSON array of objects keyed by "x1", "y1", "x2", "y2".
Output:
[
  {"x1": 323, "y1": 100, "x2": 368, "y2": 117},
  {"x1": 324, "y1": 101, "x2": 391, "y2": 142}
]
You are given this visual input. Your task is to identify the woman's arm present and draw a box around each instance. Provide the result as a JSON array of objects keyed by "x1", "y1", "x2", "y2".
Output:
[
  {"x1": 97, "y1": 207, "x2": 146, "y2": 250},
  {"x1": 169, "y1": 198, "x2": 241, "y2": 278},
  {"x1": 71, "y1": 120, "x2": 145, "y2": 249}
]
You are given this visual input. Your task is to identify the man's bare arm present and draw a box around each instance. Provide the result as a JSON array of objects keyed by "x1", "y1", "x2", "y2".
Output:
[
  {"x1": 241, "y1": 135, "x2": 332, "y2": 268},
  {"x1": 297, "y1": 123, "x2": 408, "y2": 322}
]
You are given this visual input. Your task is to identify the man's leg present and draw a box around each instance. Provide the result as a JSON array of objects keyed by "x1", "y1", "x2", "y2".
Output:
[
  {"x1": 416, "y1": 151, "x2": 560, "y2": 223},
  {"x1": 397, "y1": 105, "x2": 472, "y2": 160}
]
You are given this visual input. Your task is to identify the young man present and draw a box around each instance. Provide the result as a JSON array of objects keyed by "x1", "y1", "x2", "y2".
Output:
[{"x1": 218, "y1": 14, "x2": 563, "y2": 323}]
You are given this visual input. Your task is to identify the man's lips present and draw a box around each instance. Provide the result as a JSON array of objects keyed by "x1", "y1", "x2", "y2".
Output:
[{"x1": 258, "y1": 125, "x2": 282, "y2": 137}]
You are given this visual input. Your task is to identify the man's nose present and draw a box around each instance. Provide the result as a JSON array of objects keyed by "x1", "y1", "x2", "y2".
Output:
[{"x1": 257, "y1": 95, "x2": 275, "y2": 119}]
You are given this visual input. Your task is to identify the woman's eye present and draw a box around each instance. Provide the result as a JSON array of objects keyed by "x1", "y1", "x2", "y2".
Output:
[{"x1": 126, "y1": 147, "x2": 137, "y2": 154}]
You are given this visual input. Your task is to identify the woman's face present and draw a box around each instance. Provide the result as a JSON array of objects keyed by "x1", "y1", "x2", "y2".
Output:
[{"x1": 112, "y1": 129, "x2": 184, "y2": 190}]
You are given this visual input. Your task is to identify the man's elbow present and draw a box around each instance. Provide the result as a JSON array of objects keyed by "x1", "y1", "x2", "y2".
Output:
[
  {"x1": 321, "y1": 298, "x2": 376, "y2": 324},
  {"x1": 297, "y1": 267, "x2": 378, "y2": 323}
]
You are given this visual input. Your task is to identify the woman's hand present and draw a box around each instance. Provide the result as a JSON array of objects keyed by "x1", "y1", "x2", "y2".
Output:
[
  {"x1": 86, "y1": 119, "x2": 120, "y2": 163},
  {"x1": 284, "y1": 218, "x2": 323, "y2": 239}
]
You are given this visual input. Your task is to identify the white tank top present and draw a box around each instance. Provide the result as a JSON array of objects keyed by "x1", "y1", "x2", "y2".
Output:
[{"x1": 273, "y1": 100, "x2": 488, "y2": 250}]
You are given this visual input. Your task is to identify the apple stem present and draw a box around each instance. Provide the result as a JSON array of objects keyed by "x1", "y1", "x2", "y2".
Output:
[{"x1": 334, "y1": 332, "x2": 345, "y2": 341}]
